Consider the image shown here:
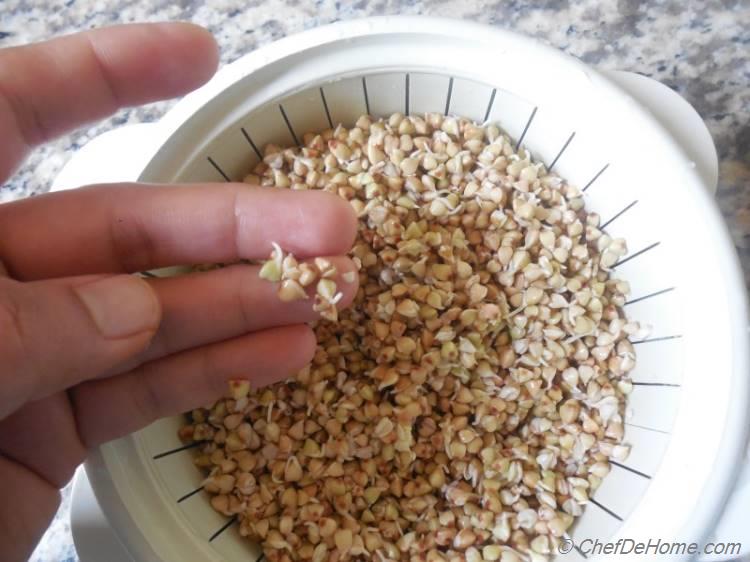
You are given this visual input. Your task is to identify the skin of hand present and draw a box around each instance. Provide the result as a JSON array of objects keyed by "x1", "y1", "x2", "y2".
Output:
[{"x1": 0, "y1": 23, "x2": 358, "y2": 562}]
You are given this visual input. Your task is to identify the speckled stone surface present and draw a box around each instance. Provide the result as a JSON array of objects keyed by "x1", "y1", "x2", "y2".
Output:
[{"x1": 1, "y1": 0, "x2": 748, "y2": 560}]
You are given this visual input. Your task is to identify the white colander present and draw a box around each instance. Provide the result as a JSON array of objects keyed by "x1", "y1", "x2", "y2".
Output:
[{"x1": 52, "y1": 16, "x2": 750, "y2": 562}]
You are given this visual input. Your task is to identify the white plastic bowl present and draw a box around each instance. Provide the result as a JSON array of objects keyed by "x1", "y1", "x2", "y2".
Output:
[{"x1": 54, "y1": 16, "x2": 750, "y2": 562}]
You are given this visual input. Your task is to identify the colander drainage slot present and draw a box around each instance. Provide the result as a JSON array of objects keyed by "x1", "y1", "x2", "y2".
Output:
[
  {"x1": 610, "y1": 460, "x2": 652, "y2": 479},
  {"x1": 405, "y1": 73, "x2": 410, "y2": 115},
  {"x1": 278, "y1": 104, "x2": 300, "y2": 147},
  {"x1": 589, "y1": 498, "x2": 624, "y2": 522},
  {"x1": 482, "y1": 88, "x2": 497, "y2": 123},
  {"x1": 320, "y1": 87, "x2": 334, "y2": 129},
  {"x1": 151, "y1": 440, "x2": 203, "y2": 460},
  {"x1": 625, "y1": 421, "x2": 670, "y2": 435},
  {"x1": 582, "y1": 163, "x2": 610, "y2": 191},
  {"x1": 361, "y1": 76, "x2": 371, "y2": 115},
  {"x1": 613, "y1": 241, "x2": 660, "y2": 268},
  {"x1": 241, "y1": 127, "x2": 262, "y2": 160},
  {"x1": 208, "y1": 156, "x2": 230, "y2": 182},
  {"x1": 624, "y1": 286, "x2": 675, "y2": 306},
  {"x1": 209, "y1": 515, "x2": 239, "y2": 542},
  {"x1": 631, "y1": 334, "x2": 682, "y2": 345},
  {"x1": 515, "y1": 106, "x2": 537, "y2": 150},
  {"x1": 600, "y1": 200, "x2": 639, "y2": 230},
  {"x1": 177, "y1": 486, "x2": 203, "y2": 503},
  {"x1": 444, "y1": 77, "x2": 454, "y2": 115},
  {"x1": 548, "y1": 131, "x2": 576, "y2": 172}
]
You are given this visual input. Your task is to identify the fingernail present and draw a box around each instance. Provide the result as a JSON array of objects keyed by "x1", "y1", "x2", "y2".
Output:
[{"x1": 75, "y1": 276, "x2": 160, "y2": 338}]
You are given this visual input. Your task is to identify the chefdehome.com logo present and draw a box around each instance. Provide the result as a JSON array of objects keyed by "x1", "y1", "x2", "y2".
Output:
[{"x1": 557, "y1": 537, "x2": 743, "y2": 558}]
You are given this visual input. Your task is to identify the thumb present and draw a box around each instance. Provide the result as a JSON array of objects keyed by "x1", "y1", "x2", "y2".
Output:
[{"x1": 0, "y1": 274, "x2": 161, "y2": 419}]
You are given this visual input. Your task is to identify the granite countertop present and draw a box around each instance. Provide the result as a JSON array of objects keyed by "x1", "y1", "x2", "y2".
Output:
[{"x1": 2, "y1": 0, "x2": 749, "y2": 561}]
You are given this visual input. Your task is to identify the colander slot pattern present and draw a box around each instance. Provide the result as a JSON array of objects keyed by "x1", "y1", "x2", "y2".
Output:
[
  {"x1": 405, "y1": 73, "x2": 452, "y2": 123},
  {"x1": 152, "y1": 441, "x2": 204, "y2": 460},
  {"x1": 515, "y1": 106, "x2": 537, "y2": 150},
  {"x1": 210, "y1": 74, "x2": 545, "y2": 175},
  {"x1": 600, "y1": 200, "x2": 638, "y2": 230},
  {"x1": 361, "y1": 77, "x2": 370, "y2": 115},
  {"x1": 627, "y1": 385, "x2": 679, "y2": 434},
  {"x1": 575, "y1": 463, "x2": 655, "y2": 538},
  {"x1": 547, "y1": 131, "x2": 576, "y2": 172},
  {"x1": 576, "y1": 465, "x2": 650, "y2": 535},
  {"x1": 361, "y1": 73, "x2": 406, "y2": 117},
  {"x1": 621, "y1": 285, "x2": 681, "y2": 347},
  {"x1": 625, "y1": 421, "x2": 670, "y2": 434},
  {"x1": 444, "y1": 77, "x2": 454, "y2": 115},
  {"x1": 609, "y1": 460, "x2": 652, "y2": 480},
  {"x1": 612, "y1": 241, "x2": 660, "y2": 268},
  {"x1": 631, "y1": 334, "x2": 682, "y2": 345},
  {"x1": 199, "y1": 73, "x2": 565, "y2": 185},
  {"x1": 632, "y1": 381, "x2": 680, "y2": 388},
  {"x1": 589, "y1": 498, "x2": 624, "y2": 522},
  {"x1": 482, "y1": 88, "x2": 497, "y2": 123},
  {"x1": 278, "y1": 105, "x2": 300, "y2": 146},
  {"x1": 241, "y1": 127, "x2": 263, "y2": 160},
  {"x1": 571, "y1": 503, "x2": 621, "y2": 559},
  {"x1": 209, "y1": 515, "x2": 238, "y2": 542},
  {"x1": 621, "y1": 423, "x2": 671, "y2": 479},
  {"x1": 207, "y1": 156, "x2": 230, "y2": 182},
  {"x1": 149, "y1": 438, "x2": 255, "y2": 548},
  {"x1": 319, "y1": 87, "x2": 334, "y2": 130},
  {"x1": 190, "y1": 72, "x2": 618, "y2": 205},
  {"x1": 177, "y1": 486, "x2": 204, "y2": 503},
  {"x1": 624, "y1": 286, "x2": 675, "y2": 306},
  {"x1": 581, "y1": 163, "x2": 610, "y2": 191},
  {"x1": 404, "y1": 73, "x2": 410, "y2": 115}
]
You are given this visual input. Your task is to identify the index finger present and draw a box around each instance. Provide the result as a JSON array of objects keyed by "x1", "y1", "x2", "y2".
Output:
[
  {"x1": 0, "y1": 22, "x2": 219, "y2": 182},
  {"x1": 0, "y1": 183, "x2": 359, "y2": 280}
]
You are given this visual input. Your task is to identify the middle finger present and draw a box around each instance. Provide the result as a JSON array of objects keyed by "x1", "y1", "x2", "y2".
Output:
[{"x1": 110, "y1": 256, "x2": 359, "y2": 375}]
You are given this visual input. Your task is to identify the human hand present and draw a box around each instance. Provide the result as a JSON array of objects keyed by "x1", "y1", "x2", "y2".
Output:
[{"x1": 0, "y1": 23, "x2": 358, "y2": 561}]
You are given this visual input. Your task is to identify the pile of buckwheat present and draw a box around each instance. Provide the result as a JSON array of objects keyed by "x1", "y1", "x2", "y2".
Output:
[{"x1": 179, "y1": 112, "x2": 640, "y2": 562}]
